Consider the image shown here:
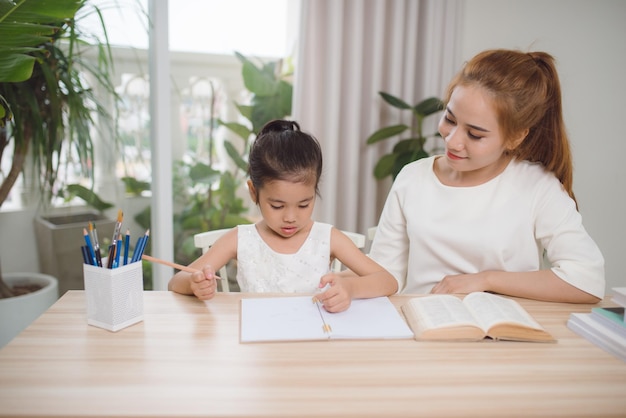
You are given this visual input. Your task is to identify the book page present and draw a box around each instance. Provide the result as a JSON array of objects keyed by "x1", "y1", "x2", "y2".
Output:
[
  {"x1": 463, "y1": 292, "x2": 543, "y2": 331},
  {"x1": 401, "y1": 295, "x2": 485, "y2": 341},
  {"x1": 407, "y1": 295, "x2": 480, "y2": 329}
]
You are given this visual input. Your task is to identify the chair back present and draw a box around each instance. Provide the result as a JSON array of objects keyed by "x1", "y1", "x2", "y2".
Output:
[{"x1": 193, "y1": 228, "x2": 232, "y2": 292}]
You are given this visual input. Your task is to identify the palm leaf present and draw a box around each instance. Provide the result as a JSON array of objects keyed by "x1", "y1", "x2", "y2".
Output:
[{"x1": 0, "y1": 0, "x2": 84, "y2": 82}]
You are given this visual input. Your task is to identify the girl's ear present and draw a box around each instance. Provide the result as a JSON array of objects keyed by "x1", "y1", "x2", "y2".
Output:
[
  {"x1": 247, "y1": 179, "x2": 258, "y2": 204},
  {"x1": 508, "y1": 128, "x2": 530, "y2": 151}
]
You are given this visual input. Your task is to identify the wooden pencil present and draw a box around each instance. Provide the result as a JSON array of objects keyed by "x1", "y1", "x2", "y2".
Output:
[{"x1": 141, "y1": 254, "x2": 221, "y2": 279}]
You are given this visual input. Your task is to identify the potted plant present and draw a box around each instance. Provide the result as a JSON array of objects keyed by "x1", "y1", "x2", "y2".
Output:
[
  {"x1": 177, "y1": 51, "x2": 293, "y2": 260},
  {"x1": 131, "y1": 51, "x2": 293, "y2": 290},
  {"x1": 365, "y1": 92, "x2": 444, "y2": 180},
  {"x1": 0, "y1": 0, "x2": 118, "y2": 301},
  {"x1": 0, "y1": 268, "x2": 58, "y2": 348}
]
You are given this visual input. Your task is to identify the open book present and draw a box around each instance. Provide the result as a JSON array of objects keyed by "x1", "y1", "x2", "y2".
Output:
[
  {"x1": 401, "y1": 292, "x2": 555, "y2": 342},
  {"x1": 240, "y1": 296, "x2": 414, "y2": 343}
]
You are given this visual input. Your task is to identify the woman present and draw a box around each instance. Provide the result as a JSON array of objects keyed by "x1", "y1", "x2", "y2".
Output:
[{"x1": 369, "y1": 49, "x2": 605, "y2": 303}]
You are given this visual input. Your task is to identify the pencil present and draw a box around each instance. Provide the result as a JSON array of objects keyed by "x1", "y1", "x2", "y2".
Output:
[
  {"x1": 90, "y1": 222, "x2": 102, "y2": 267},
  {"x1": 123, "y1": 230, "x2": 130, "y2": 265},
  {"x1": 141, "y1": 255, "x2": 221, "y2": 279},
  {"x1": 82, "y1": 228, "x2": 97, "y2": 266},
  {"x1": 106, "y1": 244, "x2": 115, "y2": 269}
]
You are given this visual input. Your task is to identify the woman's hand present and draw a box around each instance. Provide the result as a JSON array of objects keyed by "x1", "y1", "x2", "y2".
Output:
[
  {"x1": 315, "y1": 273, "x2": 354, "y2": 313},
  {"x1": 430, "y1": 272, "x2": 488, "y2": 295},
  {"x1": 190, "y1": 266, "x2": 218, "y2": 300}
]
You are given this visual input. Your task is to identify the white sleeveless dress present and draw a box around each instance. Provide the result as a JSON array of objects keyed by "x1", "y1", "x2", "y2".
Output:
[{"x1": 236, "y1": 222, "x2": 332, "y2": 292}]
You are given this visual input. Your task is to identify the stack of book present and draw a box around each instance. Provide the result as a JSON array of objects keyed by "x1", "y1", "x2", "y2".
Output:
[{"x1": 567, "y1": 287, "x2": 626, "y2": 362}]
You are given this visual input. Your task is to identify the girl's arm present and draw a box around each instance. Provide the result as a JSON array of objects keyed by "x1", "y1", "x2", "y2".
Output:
[
  {"x1": 322, "y1": 228, "x2": 398, "y2": 300},
  {"x1": 168, "y1": 227, "x2": 238, "y2": 299}
]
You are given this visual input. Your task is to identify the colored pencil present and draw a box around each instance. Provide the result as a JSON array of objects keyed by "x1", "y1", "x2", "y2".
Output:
[
  {"x1": 82, "y1": 228, "x2": 97, "y2": 266},
  {"x1": 123, "y1": 230, "x2": 130, "y2": 265}
]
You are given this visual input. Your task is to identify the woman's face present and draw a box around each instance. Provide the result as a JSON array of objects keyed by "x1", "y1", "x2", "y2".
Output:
[{"x1": 438, "y1": 84, "x2": 510, "y2": 178}]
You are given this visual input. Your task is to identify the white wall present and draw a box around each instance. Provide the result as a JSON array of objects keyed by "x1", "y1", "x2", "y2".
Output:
[{"x1": 461, "y1": 0, "x2": 626, "y2": 292}]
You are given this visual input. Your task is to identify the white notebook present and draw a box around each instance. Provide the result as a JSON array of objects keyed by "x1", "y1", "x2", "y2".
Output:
[{"x1": 240, "y1": 296, "x2": 414, "y2": 343}]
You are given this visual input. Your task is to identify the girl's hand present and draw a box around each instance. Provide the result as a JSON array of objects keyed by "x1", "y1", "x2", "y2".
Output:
[
  {"x1": 316, "y1": 273, "x2": 353, "y2": 313},
  {"x1": 190, "y1": 266, "x2": 218, "y2": 300},
  {"x1": 430, "y1": 272, "x2": 488, "y2": 295}
]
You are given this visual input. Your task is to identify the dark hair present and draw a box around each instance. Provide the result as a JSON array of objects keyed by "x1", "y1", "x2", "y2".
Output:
[
  {"x1": 445, "y1": 49, "x2": 576, "y2": 205},
  {"x1": 248, "y1": 119, "x2": 323, "y2": 196}
]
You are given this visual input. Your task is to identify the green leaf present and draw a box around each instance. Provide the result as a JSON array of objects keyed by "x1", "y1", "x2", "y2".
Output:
[
  {"x1": 218, "y1": 120, "x2": 251, "y2": 141},
  {"x1": 0, "y1": 53, "x2": 37, "y2": 82},
  {"x1": 250, "y1": 99, "x2": 283, "y2": 132},
  {"x1": 392, "y1": 138, "x2": 423, "y2": 153},
  {"x1": 188, "y1": 162, "x2": 221, "y2": 184},
  {"x1": 224, "y1": 140, "x2": 248, "y2": 172},
  {"x1": 0, "y1": 0, "x2": 83, "y2": 83},
  {"x1": 276, "y1": 80, "x2": 293, "y2": 116},
  {"x1": 65, "y1": 184, "x2": 114, "y2": 213},
  {"x1": 373, "y1": 153, "x2": 398, "y2": 180},
  {"x1": 414, "y1": 97, "x2": 444, "y2": 116},
  {"x1": 366, "y1": 125, "x2": 408, "y2": 144},
  {"x1": 235, "y1": 103, "x2": 253, "y2": 121},
  {"x1": 236, "y1": 51, "x2": 278, "y2": 97},
  {"x1": 379, "y1": 92, "x2": 412, "y2": 109},
  {"x1": 121, "y1": 176, "x2": 151, "y2": 196}
]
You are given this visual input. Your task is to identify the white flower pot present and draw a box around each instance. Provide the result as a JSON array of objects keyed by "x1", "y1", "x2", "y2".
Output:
[{"x1": 0, "y1": 273, "x2": 59, "y2": 348}]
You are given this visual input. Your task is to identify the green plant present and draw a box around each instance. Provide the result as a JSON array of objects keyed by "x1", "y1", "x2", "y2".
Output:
[
  {"x1": 0, "y1": 0, "x2": 118, "y2": 297},
  {"x1": 366, "y1": 93, "x2": 444, "y2": 180},
  {"x1": 172, "y1": 51, "x2": 293, "y2": 266},
  {"x1": 0, "y1": 0, "x2": 118, "y2": 211}
]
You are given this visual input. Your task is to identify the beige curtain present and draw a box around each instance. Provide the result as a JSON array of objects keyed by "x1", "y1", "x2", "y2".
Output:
[{"x1": 293, "y1": 0, "x2": 463, "y2": 235}]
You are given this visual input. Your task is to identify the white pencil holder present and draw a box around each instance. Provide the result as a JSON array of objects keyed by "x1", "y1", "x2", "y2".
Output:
[{"x1": 83, "y1": 260, "x2": 144, "y2": 332}]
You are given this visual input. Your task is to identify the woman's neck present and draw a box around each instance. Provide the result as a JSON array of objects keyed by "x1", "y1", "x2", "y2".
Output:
[{"x1": 434, "y1": 154, "x2": 512, "y2": 187}]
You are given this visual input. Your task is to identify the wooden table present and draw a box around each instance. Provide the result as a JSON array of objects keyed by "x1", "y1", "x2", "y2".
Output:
[{"x1": 0, "y1": 291, "x2": 625, "y2": 417}]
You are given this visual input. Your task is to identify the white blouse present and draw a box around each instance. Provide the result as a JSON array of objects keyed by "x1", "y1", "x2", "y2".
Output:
[{"x1": 369, "y1": 156, "x2": 605, "y2": 298}]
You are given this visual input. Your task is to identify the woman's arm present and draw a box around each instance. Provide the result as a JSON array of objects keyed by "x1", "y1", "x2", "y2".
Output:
[
  {"x1": 432, "y1": 173, "x2": 604, "y2": 304},
  {"x1": 431, "y1": 269, "x2": 601, "y2": 303}
]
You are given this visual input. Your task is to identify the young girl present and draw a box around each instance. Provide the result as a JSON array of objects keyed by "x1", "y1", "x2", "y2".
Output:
[
  {"x1": 368, "y1": 49, "x2": 605, "y2": 303},
  {"x1": 169, "y1": 119, "x2": 398, "y2": 312}
]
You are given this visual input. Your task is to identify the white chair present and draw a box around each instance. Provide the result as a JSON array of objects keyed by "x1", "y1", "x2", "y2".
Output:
[
  {"x1": 367, "y1": 226, "x2": 377, "y2": 242},
  {"x1": 193, "y1": 228, "x2": 233, "y2": 292},
  {"x1": 331, "y1": 230, "x2": 366, "y2": 272},
  {"x1": 365, "y1": 225, "x2": 378, "y2": 254}
]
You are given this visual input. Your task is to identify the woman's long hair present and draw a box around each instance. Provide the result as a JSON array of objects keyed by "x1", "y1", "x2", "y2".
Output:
[{"x1": 444, "y1": 49, "x2": 576, "y2": 206}]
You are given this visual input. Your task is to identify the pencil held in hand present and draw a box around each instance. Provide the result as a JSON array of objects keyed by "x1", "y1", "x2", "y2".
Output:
[{"x1": 141, "y1": 255, "x2": 221, "y2": 279}]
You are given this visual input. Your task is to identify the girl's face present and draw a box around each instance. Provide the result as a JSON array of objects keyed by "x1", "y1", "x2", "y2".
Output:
[
  {"x1": 438, "y1": 84, "x2": 511, "y2": 182},
  {"x1": 249, "y1": 179, "x2": 316, "y2": 238}
]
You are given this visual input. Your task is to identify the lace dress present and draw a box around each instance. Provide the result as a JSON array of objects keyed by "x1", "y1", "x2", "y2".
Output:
[{"x1": 236, "y1": 222, "x2": 332, "y2": 292}]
